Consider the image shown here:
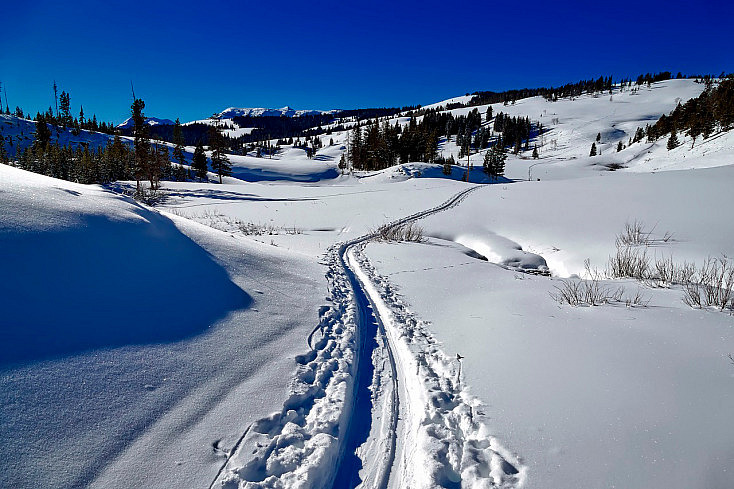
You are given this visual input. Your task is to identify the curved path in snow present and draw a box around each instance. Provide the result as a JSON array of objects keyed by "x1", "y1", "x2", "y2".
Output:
[
  {"x1": 330, "y1": 185, "x2": 525, "y2": 488},
  {"x1": 213, "y1": 185, "x2": 524, "y2": 489}
]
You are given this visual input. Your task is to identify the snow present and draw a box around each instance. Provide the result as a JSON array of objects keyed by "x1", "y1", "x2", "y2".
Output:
[
  {"x1": 365, "y1": 240, "x2": 734, "y2": 489},
  {"x1": 0, "y1": 164, "x2": 328, "y2": 489},
  {"x1": 216, "y1": 106, "x2": 338, "y2": 119},
  {"x1": 184, "y1": 106, "x2": 339, "y2": 139},
  {"x1": 2, "y1": 78, "x2": 734, "y2": 489},
  {"x1": 184, "y1": 117, "x2": 258, "y2": 139},
  {"x1": 0, "y1": 114, "x2": 124, "y2": 155},
  {"x1": 116, "y1": 116, "x2": 175, "y2": 129}
]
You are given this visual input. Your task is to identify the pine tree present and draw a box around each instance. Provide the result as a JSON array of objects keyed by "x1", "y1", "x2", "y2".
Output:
[
  {"x1": 150, "y1": 142, "x2": 170, "y2": 189},
  {"x1": 338, "y1": 153, "x2": 347, "y2": 174},
  {"x1": 589, "y1": 142, "x2": 597, "y2": 156},
  {"x1": 483, "y1": 144, "x2": 506, "y2": 179},
  {"x1": 667, "y1": 126, "x2": 679, "y2": 150},
  {"x1": 617, "y1": 141, "x2": 623, "y2": 152},
  {"x1": 596, "y1": 132, "x2": 601, "y2": 142},
  {"x1": 192, "y1": 142, "x2": 208, "y2": 181},
  {"x1": 209, "y1": 126, "x2": 231, "y2": 183},
  {"x1": 34, "y1": 114, "x2": 52, "y2": 149},
  {"x1": 53, "y1": 81, "x2": 59, "y2": 118},
  {"x1": 59, "y1": 91, "x2": 71, "y2": 127},
  {"x1": 172, "y1": 118, "x2": 186, "y2": 174},
  {"x1": 442, "y1": 158, "x2": 452, "y2": 176},
  {"x1": 0, "y1": 136, "x2": 8, "y2": 164},
  {"x1": 350, "y1": 125, "x2": 362, "y2": 169},
  {"x1": 131, "y1": 98, "x2": 149, "y2": 194}
]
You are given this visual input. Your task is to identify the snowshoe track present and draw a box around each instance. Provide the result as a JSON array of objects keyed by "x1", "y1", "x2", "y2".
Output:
[{"x1": 213, "y1": 185, "x2": 525, "y2": 488}]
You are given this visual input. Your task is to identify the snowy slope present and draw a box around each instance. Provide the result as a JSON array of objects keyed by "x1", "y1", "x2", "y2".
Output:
[
  {"x1": 183, "y1": 117, "x2": 257, "y2": 139},
  {"x1": 0, "y1": 114, "x2": 123, "y2": 155},
  {"x1": 3, "y1": 77, "x2": 733, "y2": 489},
  {"x1": 116, "y1": 116, "x2": 174, "y2": 129},
  {"x1": 0, "y1": 164, "x2": 328, "y2": 489},
  {"x1": 365, "y1": 238, "x2": 734, "y2": 489},
  {"x1": 185, "y1": 106, "x2": 338, "y2": 139},
  {"x1": 217, "y1": 106, "x2": 337, "y2": 118}
]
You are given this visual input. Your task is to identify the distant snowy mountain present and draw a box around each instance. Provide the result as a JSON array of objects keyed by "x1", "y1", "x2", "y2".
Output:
[
  {"x1": 182, "y1": 106, "x2": 340, "y2": 139},
  {"x1": 116, "y1": 116, "x2": 175, "y2": 129},
  {"x1": 216, "y1": 106, "x2": 338, "y2": 119}
]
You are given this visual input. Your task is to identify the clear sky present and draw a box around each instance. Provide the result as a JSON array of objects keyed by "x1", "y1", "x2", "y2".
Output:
[{"x1": 2, "y1": 0, "x2": 731, "y2": 124}]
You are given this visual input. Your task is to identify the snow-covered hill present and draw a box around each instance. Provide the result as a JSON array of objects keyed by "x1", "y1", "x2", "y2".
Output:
[
  {"x1": 116, "y1": 116, "x2": 174, "y2": 129},
  {"x1": 0, "y1": 164, "x2": 328, "y2": 489},
  {"x1": 2, "y1": 77, "x2": 733, "y2": 489},
  {"x1": 216, "y1": 105, "x2": 337, "y2": 119}
]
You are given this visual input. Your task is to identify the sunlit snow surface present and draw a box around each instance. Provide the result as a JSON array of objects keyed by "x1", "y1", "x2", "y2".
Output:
[{"x1": 2, "y1": 79, "x2": 734, "y2": 489}]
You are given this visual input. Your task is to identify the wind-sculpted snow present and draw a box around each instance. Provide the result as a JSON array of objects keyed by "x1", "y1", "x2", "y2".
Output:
[
  {"x1": 0, "y1": 164, "x2": 329, "y2": 489},
  {"x1": 0, "y1": 165, "x2": 250, "y2": 366}
]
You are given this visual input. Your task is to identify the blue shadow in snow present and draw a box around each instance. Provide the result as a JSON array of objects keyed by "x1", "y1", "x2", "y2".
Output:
[
  {"x1": 331, "y1": 291, "x2": 379, "y2": 488},
  {"x1": 231, "y1": 167, "x2": 339, "y2": 182},
  {"x1": 0, "y1": 203, "x2": 251, "y2": 368}
]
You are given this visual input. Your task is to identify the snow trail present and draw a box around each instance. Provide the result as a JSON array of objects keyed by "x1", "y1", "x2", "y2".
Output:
[{"x1": 214, "y1": 185, "x2": 524, "y2": 488}]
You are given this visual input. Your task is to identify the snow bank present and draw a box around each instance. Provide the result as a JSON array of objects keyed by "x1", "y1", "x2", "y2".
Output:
[
  {"x1": 422, "y1": 165, "x2": 734, "y2": 278},
  {"x1": 0, "y1": 164, "x2": 249, "y2": 366},
  {"x1": 0, "y1": 164, "x2": 328, "y2": 489}
]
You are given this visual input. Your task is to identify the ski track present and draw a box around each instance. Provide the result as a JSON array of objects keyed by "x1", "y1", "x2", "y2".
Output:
[{"x1": 215, "y1": 186, "x2": 525, "y2": 488}]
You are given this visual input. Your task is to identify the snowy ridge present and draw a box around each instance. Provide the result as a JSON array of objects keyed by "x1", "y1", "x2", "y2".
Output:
[
  {"x1": 116, "y1": 116, "x2": 174, "y2": 129},
  {"x1": 216, "y1": 106, "x2": 338, "y2": 119}
]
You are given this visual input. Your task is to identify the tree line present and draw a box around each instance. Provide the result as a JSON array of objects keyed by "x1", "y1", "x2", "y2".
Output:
[
  {"x1": 433, "y1": 71, "x2": 727, "y2": 110},
  {"x1": 2, "y1": 98, "x2": 230, "y2": 190},
  {"x1": 633, "y1": 77, "x2": 734, "y2": 149},
  {"x1": 347, "y1": 105, "x2": 537, "y2": 177}
]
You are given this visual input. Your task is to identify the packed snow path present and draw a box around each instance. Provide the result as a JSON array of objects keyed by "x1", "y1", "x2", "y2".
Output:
[{"x1": 216, "y1": 185, "x2": 525, "y2": 488}]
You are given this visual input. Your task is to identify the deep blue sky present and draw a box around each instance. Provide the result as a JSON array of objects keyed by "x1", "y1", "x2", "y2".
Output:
[{"x1": 2, "y1": 0, "x2": 731, "y2": 124}]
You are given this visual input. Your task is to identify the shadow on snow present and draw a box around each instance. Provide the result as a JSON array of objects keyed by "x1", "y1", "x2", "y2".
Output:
[{"x1": 0, "y1": 203, "x2": 251, "y2": 368}]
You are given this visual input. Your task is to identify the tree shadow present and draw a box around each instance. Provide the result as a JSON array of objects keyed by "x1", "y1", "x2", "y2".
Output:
[
  {"x1": 161, "y1": 187, "x2": 318, "y2": 203},
  {"x1": 230, "y1": 166, "x2": 339, "y2": 182}
]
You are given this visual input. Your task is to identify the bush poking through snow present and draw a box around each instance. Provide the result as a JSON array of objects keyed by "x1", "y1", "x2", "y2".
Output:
[
  {"x1": 608, "y1": 246, "x2": 651, "y2": 280},
  {"x1": 550, "y1": 279, "x2": 648, "y2": 307},
  {"x1": 653, "y1": 255, "x2": 696, "y2": 286},
  {"x1": 607, "y1": 222, "x2": 733, "y2": 311},
  {"x1": 552, "y1": 260, "x2": 649, "y2": 307},
  {"x1": 615, "y1": 219, "x2": 673, "y2": 248},
  {"x1": 550, "y1": 279, "x2": 622, "y2": 306},
  {"x1": 682, "y1": 257, "x2": 734, "y2": 311},
  {"x1": 616, "y1": 220, "x2": 649, "y2": 246},
  {"x1": 372, "y1": 222, "x2": 425, "y2": 242},
  {"x1": 168, "y1": 208, "x2": 302, "y2": 236}
]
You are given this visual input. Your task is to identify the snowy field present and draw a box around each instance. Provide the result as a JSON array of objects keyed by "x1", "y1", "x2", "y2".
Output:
[{"x1": 2, "y1": 79, "x2": 733, "y2": 489}]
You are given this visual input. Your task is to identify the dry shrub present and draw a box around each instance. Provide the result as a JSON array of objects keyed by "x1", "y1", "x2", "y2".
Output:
[
  {"x1": 608, "y1": 246, "x2": 651, "y2": 280},
  {"x1": 615, "y1": 219, "x2": 673, "y2": 247},
  {"x1": 682, "y1": 257, "x2": 734, "y2": 310},
  {"x1": 552, "y1": 260, "x2": 648, "y2": 307},
  {"x1": 373, "y1": 222, "x2": 425, "y2": 242}
]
